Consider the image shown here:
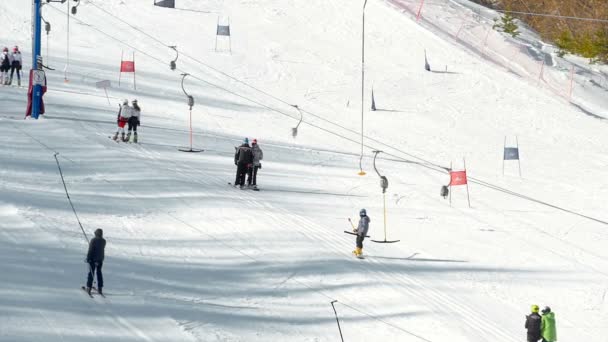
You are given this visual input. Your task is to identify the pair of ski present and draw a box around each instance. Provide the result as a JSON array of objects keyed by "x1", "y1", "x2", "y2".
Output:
[
  {"x1": 81, "y1": 286, "x2": 105, "y2": 298},
  {"x1": 108, "y1": 136, "x2": 138, "y2": 144},
  {"x1": 228, "y1": 182, "x2": 260, "y2": 191}
]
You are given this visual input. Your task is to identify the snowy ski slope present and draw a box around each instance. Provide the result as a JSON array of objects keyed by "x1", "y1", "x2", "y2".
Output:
[{"x1": 1, "y1": 0, "x2": 607, "y2": 341}]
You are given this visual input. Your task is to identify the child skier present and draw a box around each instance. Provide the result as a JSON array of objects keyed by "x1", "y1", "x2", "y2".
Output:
[
  {"x1": 352, "y1": 209, "x2": 370, "y2": 257},
  {"x1": 126, "y1": 99, "x2": 141, "y2": 143},
  {"x1": 85, "y1": 228, "x2": 106, "y2": 296},
  {"x1": 9, "y1": 46, "x2": 22, "y2": 86},
  {"x1": 112, "y1": 99, "x2": 132, "y2": 142},
  {"x1": 0, "y1": 47, "x2": 11, "y2": 85}
]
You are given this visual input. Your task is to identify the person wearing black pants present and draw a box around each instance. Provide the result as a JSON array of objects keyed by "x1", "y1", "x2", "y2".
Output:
[
  {"x1": 352, "y1": 209, "x2": 370, "y2": 257},
  {"x1": 9, "y1": 46, "x2": 22, "y2": 86},
  {"x1": 247, "y1": 139, "x2": 263, "y2": 188},
  {"x1": 234, "y1": 138, "x2": 253, "y2": 188},
  {"x1": 86, "y1": 228, "x2": 106, "y2": 295},
  {"x1": 126, "y1": 99, "x2": 141, "y2": 143}
]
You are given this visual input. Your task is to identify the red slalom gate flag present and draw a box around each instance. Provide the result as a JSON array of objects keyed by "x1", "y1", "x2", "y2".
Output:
[
  {"x1": 120, "y1": 61, "x2": 135, "y2": 73},
  {"x1": 449, "y1": 170, "x2": 467, "y2": 186}
]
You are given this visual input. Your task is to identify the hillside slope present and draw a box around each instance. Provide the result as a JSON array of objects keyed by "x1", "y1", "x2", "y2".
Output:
[{"x1": 1, "y1": 0, "x2": 607, "y2": 341}]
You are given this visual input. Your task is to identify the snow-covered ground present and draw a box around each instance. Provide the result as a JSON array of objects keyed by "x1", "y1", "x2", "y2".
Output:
[{"x1": 1, "y1": 0, "x2": 607, "y2": 341}]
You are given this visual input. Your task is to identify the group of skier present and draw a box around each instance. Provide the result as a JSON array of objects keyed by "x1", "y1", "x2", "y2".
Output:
[
  {"x1": 112, "y1": 99, "x2": 141, "y2": 143},
  {"x1": 525, "y1": 305, "x2": 557, "y2": 342},
  {"x1": 0, "y1": 45, "x2": 22, "y2": 86},
  {"x1": 233, "y1": 137, "x2": 263, "y2": 189}
]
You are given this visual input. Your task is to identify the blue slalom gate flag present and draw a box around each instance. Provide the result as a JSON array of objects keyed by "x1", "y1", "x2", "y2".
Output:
[
  {"x1": 503, "y1": 147, "x2": 520, "y2": 160},
  {"x1": 154, "y1": 0, "x2": 175, "y2": 8},
  {"x1": 217, "y1": 25, "x2": 231, "y2": 36}
]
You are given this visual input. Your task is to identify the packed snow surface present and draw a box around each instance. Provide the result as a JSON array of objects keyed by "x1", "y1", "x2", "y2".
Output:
[{"x1": 1, "y1": 0, "x2": 607, "y2": 341}]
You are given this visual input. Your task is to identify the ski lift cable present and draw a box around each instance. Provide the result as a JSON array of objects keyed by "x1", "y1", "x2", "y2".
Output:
[
  {"x1": 48, "y1": 5, "x2": 444, "y2": 172},
  {"x1": 48, "y1": 4, "x2": 608, "y2": 226},
  {"x1": 11, "y1": 120, "x2": 436, "y2": 342},
  {"x1": 80, "y1": 0, "x2": 449, "y2": 172}
]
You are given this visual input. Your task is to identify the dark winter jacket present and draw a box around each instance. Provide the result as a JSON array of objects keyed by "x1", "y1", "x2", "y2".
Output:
[
  {"x1": 0, "y1": 52, "x2": 10, "y2": 68},
  {"x1": 357, "y1": 215, "x2": 370, "y2": 237},
  {"x1": 86, "y1": 230, "x2": 106, "y2": 263},
  {"x1": 234, "y1": 143, "x2": 253, "y2": 165},
  {"x1": 525, "y1": 312, "x2": 542, "y2": 341}
]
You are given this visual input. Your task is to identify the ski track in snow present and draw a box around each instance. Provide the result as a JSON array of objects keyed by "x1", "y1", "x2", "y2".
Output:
[{"x1": 1, "y1": 0, "x2": 608, "y2": 341}]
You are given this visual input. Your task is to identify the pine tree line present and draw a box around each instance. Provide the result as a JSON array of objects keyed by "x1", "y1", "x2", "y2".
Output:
[{"x1": 477, "y1": 0, "x2": 608, "y2": 63}]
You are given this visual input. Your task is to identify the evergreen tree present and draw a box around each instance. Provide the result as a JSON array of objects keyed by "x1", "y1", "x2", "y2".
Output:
[
  {"x1": 593, "y1": 29, "x2": 608, "y2": 63},
  {"x1": 493, "y1": 11, "x2": 520, "y2": 38},
  {"x1": 556, "y1": 30, "x2": 574, "y2": 57}
]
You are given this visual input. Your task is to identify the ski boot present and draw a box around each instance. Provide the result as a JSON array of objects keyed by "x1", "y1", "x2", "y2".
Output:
[
  {"x1": 133, "y1": 132, "x2": 138, "y2": 143},
  {"x1": 112, "y1": 132, "x2": 119, "y2": 141},
  {"x1": 86, "y1": 287, "x2": 92, "y2": 296},
  {"x1": 352, "y1": 247, "x2": 362, "y2": 257},
  {"x1": 124, "y1": 132, "x2": 131, "y2": 142},
  {"x1": 8, "y1": 77, "x2": 12, "y2": 86},
  {"x1": 121, "y1": 132, "x2": 127, "y2": 142},
  {"x1": 97, "y1": 287, "x2": 103, "y2": 295},
  {"x1": 17, "y1": 79, "x2": 20, "y2": 87}
]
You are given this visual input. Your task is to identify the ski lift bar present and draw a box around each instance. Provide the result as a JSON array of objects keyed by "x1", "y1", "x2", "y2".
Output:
[{"x1": 370, "y1": 150, "x2": 399, "y2": 244}]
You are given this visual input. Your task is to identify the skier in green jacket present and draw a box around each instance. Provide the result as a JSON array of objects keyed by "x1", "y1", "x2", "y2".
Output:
[{"x1": 540, "y1": 306, "x2": 557, "y2": 342}]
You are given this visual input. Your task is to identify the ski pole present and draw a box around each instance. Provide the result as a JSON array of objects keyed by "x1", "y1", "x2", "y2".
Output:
[{"x1": 348, "y1": 218, "x2": 356, "y2": 231}]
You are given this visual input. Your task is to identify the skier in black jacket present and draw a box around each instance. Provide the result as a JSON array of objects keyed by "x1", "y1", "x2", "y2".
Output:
[
  {"x1": 85, "y1": 228, "x2": 106, "y2": 295},
  {"x1": 525, "y1": 305, "x2": 542, "y2": 342},
  {"x1": 234, "y1": 138, "x2": 253, "y2": 189}
]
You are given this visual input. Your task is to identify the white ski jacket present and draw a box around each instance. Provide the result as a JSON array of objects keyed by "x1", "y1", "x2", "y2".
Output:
[
  {"x1": 10, "y1": 52, "x2": 22, "y2": 65},
  {"x1": 252, "y1": 145, "x2": 263, "y2": 166},
  {"x1": 119, "y1": 105, "x2": 132, "y2": 120}
]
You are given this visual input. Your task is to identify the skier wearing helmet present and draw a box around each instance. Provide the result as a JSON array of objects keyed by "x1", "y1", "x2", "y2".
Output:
[
  {"x1": 525, "y1": 305, "x2": 542, "y2": 342},
  {"x1": 9, "y1": 46, "x2": 22, "y2": 86},
  {"x1": 246, "y1": 138, "x2": 263, "y2": 189},
  {"x1": 84, "y1": 228, "x2": 106, "y2": 296},
  {"x1": 351, "y1": 209, "x2": 370, "y2": 257},
  {"x1": 0, "y1": 47, "x2": 12, "y2": 85},
  {"x1": 112, "y1": 99, "x2": 132, "y2": 142},
  {"x1": 234, "y1": 138, "x2": 253, "y2": 189},
  {"x1": 126, "y1": 99, "x2": 141, "y2": 143},
  {"x1": 540, "y1": 306, "x2": 557, "y2": 342}
]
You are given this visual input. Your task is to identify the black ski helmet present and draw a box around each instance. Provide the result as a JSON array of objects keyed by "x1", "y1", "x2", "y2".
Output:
[
  {"x1": 94, "y1": 228, "x2": 103, "y2": 237},
  {"x1": 359, "y1": 208, "x2": 367, "y2": 216}
]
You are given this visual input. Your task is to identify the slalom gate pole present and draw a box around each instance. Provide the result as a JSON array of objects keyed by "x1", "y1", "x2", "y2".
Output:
[
  {"x1": 416, "y1": 0, "x2": 425, "y2": 21},
  {"x1": 568, "y1": 66, "x2": 575, "y2": 101},
  {"x1": 502, "y1": 136, "x2": 506, "y2": 176},
  {"x1": 330, "y1": 300, "x2": 345, "y2": 342},
  {"x1": 54, "y1": 153, "x2": 89, "y2": 243}
]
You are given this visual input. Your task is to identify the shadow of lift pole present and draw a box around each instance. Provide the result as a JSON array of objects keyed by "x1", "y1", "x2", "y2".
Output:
[{"x1": 371, "y1": 150, "x2": 399, "y2": 244}]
